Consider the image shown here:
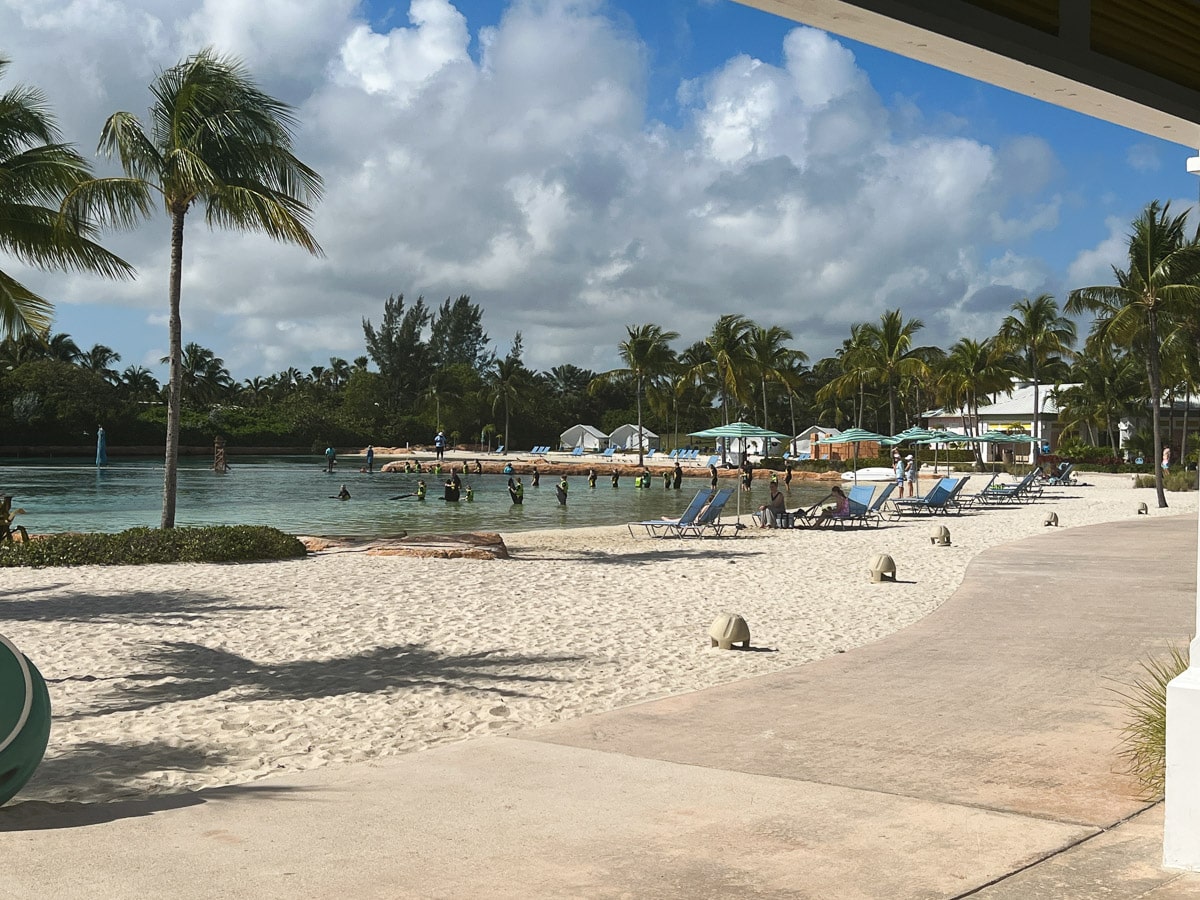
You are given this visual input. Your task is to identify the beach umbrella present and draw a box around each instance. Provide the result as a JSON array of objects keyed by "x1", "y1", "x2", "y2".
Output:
[
  {"x1": 688, "y1": 422, "x2": 790, "y2": 518},
  {"x1": 914, "y1": 430, "x2": 971, "y2": 474},
  {"x1": 812, "y1": 428, "x2": 889, "y2": 485},
  {"x1": 95, "y1": 427, "x2": 107, "y2": 466},
  {"x1": 881, "y1": 426, "x2": 939, "y2": 446}
]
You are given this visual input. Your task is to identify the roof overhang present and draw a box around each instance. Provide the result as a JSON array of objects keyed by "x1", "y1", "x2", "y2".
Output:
[{"x1": 733, "y1": 0, "x2": 1200, "y2": 148}]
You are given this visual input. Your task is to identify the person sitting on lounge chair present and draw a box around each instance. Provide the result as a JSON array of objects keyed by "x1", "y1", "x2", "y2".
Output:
[
  {"x1": 753, "y1": 483, "x2": 787, "y2": 528},
  {"x1": 818, "y1": 485, "x2": 851, "y2": 521}
]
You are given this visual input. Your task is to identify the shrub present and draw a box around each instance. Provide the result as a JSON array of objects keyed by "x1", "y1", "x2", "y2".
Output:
[
  {"x1": 0, "y1": 525, "x2": 307, "y2": 567},
  {"x1": 1133, "y1": 471, "x2": 1197, "y2": 491},
  {"x1": 1113, "y1": 645, "x2": 1189, "y2": 799}
]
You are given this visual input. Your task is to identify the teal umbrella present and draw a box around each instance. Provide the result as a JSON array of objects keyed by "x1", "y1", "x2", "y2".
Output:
[
  {"x1": 688, "y1": 422, "x2": 791, "y2": 518},
  {"x1": 813, "y1": 428, "x2": 889, "y2": 485}
]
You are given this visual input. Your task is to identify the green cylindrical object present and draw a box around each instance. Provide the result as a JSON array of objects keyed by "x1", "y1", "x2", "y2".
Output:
[{"x1": 0, "y1": 634, "x2": 52, "y2": 806}]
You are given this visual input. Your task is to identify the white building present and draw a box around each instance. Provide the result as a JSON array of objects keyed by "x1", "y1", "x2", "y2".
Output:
[
  {"x1": 608, "y1": 423, "x2": 659, "y2": 451},
  {"x1": 559, "y1": 424, "x2": 608, "y2": 452},
  {"x1": 925, "y1": 383, "x2": 1076, "y2": 461}
]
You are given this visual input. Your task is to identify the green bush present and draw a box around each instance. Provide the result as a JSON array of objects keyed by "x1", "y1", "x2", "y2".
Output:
[
  {"x1": 0, "y1": 525, "x2": 307, "y2": 567},
  {"x1": 1133, "y1": 471, "x2": 1197, "y2": 491},
  {"x1": 1114, "y1": 645, "x2": 1189, "y2": 799}
]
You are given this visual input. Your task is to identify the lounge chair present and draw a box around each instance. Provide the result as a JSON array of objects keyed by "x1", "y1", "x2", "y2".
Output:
[
  {"x1": 851, "y1": 481, "x2": 896, "y2": 526},
  {"x1": 645, "y1": 449, "x2": 656, "y2": 459},
  {"x1": 493, "y1": 444, "x2": 505, "y2": 454},
  {"x1": 667, "y1": 449, "x2": 678, "y2": 459},
  {"x1": 890, "y1": 477, "x2": 966, "y2": 517},
  {"x1": 602, "y1": 447, "x2": 615, "y2": 458},
  {"x1": 628, "y1": 489, "x2": 714, "y2": 538},
  {"x1": 979, "y1": 469, "x2": 1043, "y2": 504},
  {"x1": 956, "y1": 472, "x2": 1000, "y2": 508},
  {"x1": 571, "y1": 447, "x2": 584, "y2": 457},
  {"x1": 686, "y1": 488, "x2": 738, "y2": 537},
  {"x1": 815, "y1": 485, "x2": 876, "y2": 529},
  {"x1": 1046, "y1": 462, "x2": 1075, "y2": 486}
]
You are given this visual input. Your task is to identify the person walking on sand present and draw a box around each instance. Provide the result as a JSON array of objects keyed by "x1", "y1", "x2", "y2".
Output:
[
  {"x1": 709, "y1": 463, "x2": 719, "y2": 489},
  {"x1": 434, "y1": 430, "x2": 446, "y2": 461},
  {"x1": 784, "y1": 461, "x2": 793, "y2": 494},
  {"x1": 365, "y1": 445, "x2": 374, "y2": 473},
  {"x1": 905, "y1": 454, "x2": 917, "y2": 497}
]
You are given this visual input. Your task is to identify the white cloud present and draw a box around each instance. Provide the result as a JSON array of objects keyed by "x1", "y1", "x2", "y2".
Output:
[
  {"x1": 1066, "y1": 216, "x2": 1126, "y2": 289},
  {"x1": 1, "y1": 2, "x2": 1096, "y2": 380}
]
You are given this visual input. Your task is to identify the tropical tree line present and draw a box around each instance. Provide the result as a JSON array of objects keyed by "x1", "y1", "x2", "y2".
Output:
[{"x1": 2, "y1": 47, "x2": 1195, "y2": 518}]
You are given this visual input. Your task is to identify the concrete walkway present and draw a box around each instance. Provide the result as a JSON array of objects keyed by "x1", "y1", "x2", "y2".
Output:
[{"x1": 4, "y1": 515, "x2": 1200, "y2": 898}]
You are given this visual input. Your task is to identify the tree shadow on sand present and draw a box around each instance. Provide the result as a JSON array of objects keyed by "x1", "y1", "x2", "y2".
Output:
[
  {"x1": 0, "y1": 588, "x2": 278, "y2": 625},
  {"x1": 510, "y1": 546, "x2": 765, "y2": 565},
  {"x1": 62, "y1": 642, "x2": 586, "y2": 720}
]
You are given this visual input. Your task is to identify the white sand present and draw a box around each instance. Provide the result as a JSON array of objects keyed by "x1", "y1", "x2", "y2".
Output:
[{"x1": 5, "y1": 472, "x2": 1193, "y2": 804}]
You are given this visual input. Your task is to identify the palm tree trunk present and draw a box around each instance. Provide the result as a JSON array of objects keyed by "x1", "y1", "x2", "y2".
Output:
[
  {"x1": 1149, "y1": 312, "x2": 1167, "y2": 507},
  {"x1": 887, "y1": 380, "x2": 896, "y2": 434},
  {"x1": 761, "y1": 378, "x2": 768, "y2": 430},
  {"x1": 161, "y1": 208, "x2": 186, "y2": 528},
  {"x1": 1181, "y1": 389, "x2": 1190, "y2": 466},
  {"x1": 1031, "y1": 368, "x2": 1040, "y2": 468},
  {"x1": 636, "y1": 375, "x2": 644, "y2": 467}
]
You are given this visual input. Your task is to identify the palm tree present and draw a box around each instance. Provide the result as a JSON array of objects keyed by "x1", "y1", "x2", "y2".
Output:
[
  {"x1": 0, "y1": 58, "x2": 134, "y2": 337},
  {"x1": 71, "y1": 49, "x2": 323, "y2": 526},
  {"x1": 79, "y1": 343, "x2": 121, "y2": 382},
  {"x1": 998, "y1": 294, "x2": 1075, "y2": 466},
  {"x1": 1068, "y1": 201, "x2": 1200, "y2": 508},
  {"x1": 591, "y1": 323, "x2": 679, "y2": 465},
  {"x1": 821, "y1": 310, "x2": 932, "y2": 434},
  {"x1": 745, "y1": 324, "x2": 805, "y2": 435},
  {"x1": 118, "y1": 364, "x2": 160, "y2": 401},
  {"x1": 489, "y1": 355, "x2": 526, "y2": 454},
  {"x1": 939, "y1": 337, "x2": 1015, "y2": 465}
]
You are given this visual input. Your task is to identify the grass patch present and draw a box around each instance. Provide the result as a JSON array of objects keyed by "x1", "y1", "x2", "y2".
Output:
[
  {"x1": 1113, "y1": 644, "x2": 1190, "y2": 799},
  {"x1": 0, "y1": 525, "x2": 307, "y2": 567}
]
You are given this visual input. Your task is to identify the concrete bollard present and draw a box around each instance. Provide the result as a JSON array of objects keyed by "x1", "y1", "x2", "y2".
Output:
[
  {"x1": 709, "y1": 613, "x2": 751, "y2": 650},
  {"x1": 1044, "y1": 511, "x2": 1059, "y2": 527},
  {"x1": 1138, "y1": 502, "x2": 1149, "y2": 515},
  {"x1": 869, "y1": 553, "x2": 897, "y2": 583},
  {"x1": 928, "y1": 525, "x2": 951, "y2": 546}
]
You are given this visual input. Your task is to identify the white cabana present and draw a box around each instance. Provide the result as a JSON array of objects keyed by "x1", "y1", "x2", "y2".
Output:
[
  {"x1": 790, "y1": 425, "x2": 841, "y2": 459},
  {"x1": 608, "y1": 423, "x2": 659, "y2": 451},
  {"x1": 559, "y1": 424, "x2": 608, "y2": 452}
]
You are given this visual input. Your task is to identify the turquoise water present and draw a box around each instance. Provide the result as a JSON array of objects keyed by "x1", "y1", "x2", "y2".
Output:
[{"x1": 0, "y1": 457, "x2": 826, "y2": 537}]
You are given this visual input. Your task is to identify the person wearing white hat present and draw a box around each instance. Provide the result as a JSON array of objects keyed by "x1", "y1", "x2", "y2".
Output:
[{"x1": 904, "y1": 454, "x2": 917, "y2": 497}]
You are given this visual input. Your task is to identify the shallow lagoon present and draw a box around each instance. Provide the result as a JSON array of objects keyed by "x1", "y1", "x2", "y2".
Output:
[{"x1": 0, "y1": 456, "x2": 827, "y2": 537}]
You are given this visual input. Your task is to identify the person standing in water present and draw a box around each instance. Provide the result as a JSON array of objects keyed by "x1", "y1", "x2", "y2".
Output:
[
  {"x1": 662, "y1": 469, "x2": 671, "y2": 489},
  {"x1": 556, "y1": 475, "x2": 568, "y2": 505},
  {"x1": 365, "y1": 445, "x2": 375, "y2": 473},
  {"x1": 611, "y1": 468, "x2": 620, "y2": 488},
  {"x1": 532, "y1": 464, "x2": 540, "y2": 487},
  {"x1": 325, "y1": 446, "x2": 336, "y2": 473},
  {"x1": 709, "y1": 463, "x2": 719, "y2": 489},
  {"x1": 673, "y1": 461, "x2": 683, "y2": 490},
  {"x1": 588, "y1": 468, "x2": 597, "y2": 488},
  {"x1": 416, "y1": 480, "x2": 427, "y2": 500}
]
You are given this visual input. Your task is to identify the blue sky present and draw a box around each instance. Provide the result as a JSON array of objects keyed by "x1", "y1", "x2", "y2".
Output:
[{"x1": 3, "y1": 0, "x2": 1196, "y2": 380}]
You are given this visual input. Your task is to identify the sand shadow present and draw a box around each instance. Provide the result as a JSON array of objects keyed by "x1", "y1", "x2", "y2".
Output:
[
  {"x1": 1, "y1": 777, "x2": 303, "y2": 831},
  {"x1": 0, "y1": 588, "x2": 279, "y2": 625},
  {"x1": 61, "y1": 642, "x2": 587, "y2": 720}
]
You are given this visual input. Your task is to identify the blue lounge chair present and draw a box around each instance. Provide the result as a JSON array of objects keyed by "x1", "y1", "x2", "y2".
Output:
[
  {"x1": 645, "y1": 448, "x2": 656, "y2": 459},
  {"x1": 571, "y1": 447, "x2": 584, "y2": 457},
  {"x1": 956, "y1": 472, "x2": 999, "y2": 508},
  {"x1": 667, "y1": 449, "x2": 678, "y2": 459},
  {"x1": 628, "y1": 489, "x2": 714, "y2": 538},
  {"x1": 602, "y1": 447, "x2": 615, "y2": 458},
  {"x1": 493, "y1": 445, "x2": 505, "y2": 454},
  {"x1": 979, "y1": 469, "x2": 1043, "y2": 504},
  {"x1": 685, "y1": 488, "x2": 738, "y2": 537},
  {"x1": 847, "y1": 481, "x2": 896, "y2": 527},
  {"x1": 890, "y1": 477, "x2": 967, "y2": 517}
]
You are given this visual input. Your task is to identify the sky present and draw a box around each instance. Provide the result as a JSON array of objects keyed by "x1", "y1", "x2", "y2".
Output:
[{"x1": 3, "y1": 0, "x2": 1199, "y2": 381}]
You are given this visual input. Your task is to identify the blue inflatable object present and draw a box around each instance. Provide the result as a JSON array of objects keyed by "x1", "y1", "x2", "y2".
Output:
[{"x1": 0, "y1": 634, "x2": 51, "y2": 806}]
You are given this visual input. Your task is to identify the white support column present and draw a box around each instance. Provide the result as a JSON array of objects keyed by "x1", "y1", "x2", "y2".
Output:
[{"x1": 1163, "y1": 151, "x2": 1200, "y2": 870}]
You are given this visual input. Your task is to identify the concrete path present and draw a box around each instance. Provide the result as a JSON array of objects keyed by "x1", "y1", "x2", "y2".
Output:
[{"x1": 4, "y1": 515, "x2": 1200, "y2": 898}]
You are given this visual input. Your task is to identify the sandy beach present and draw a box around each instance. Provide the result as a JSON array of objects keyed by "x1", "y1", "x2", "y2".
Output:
[{"x1": 3, "y1": 471, "x2": 1194, "y2": 806}]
